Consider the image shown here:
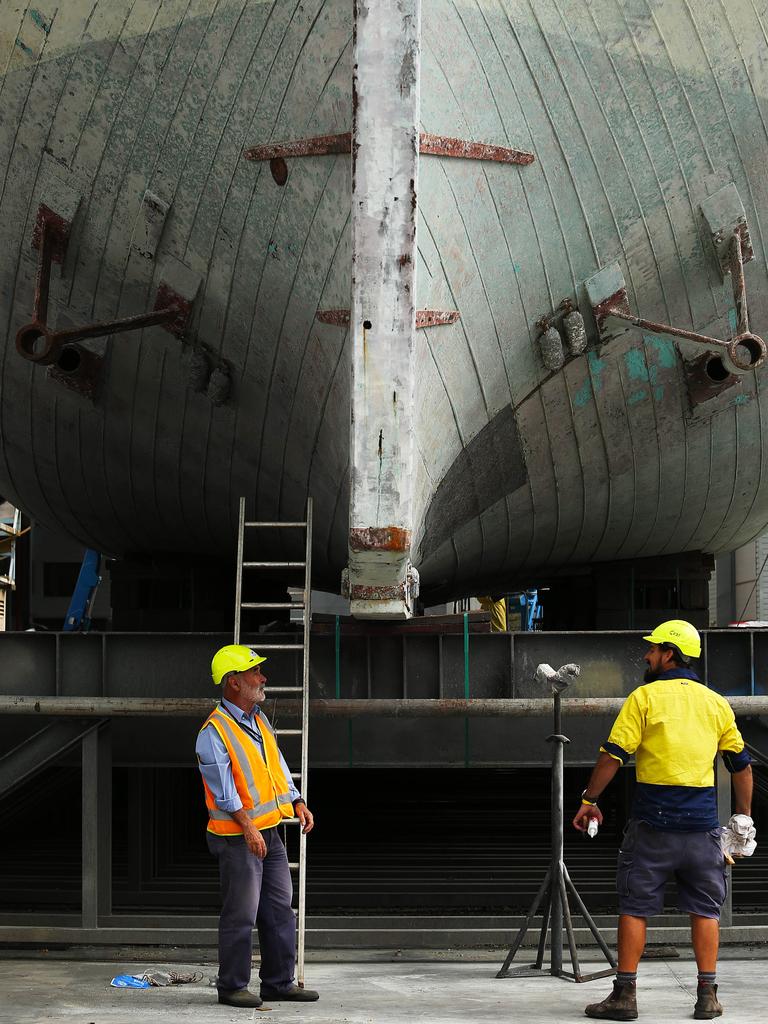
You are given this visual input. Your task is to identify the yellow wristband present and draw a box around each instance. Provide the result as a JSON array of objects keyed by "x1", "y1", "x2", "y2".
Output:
[{"x1": 581, "y1": 796, "x2": 597, "y2": 806}]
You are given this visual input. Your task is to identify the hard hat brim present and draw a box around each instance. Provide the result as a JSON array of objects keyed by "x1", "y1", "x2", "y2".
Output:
[{"x1": 228, "y1": 651, "x2": 268, "y2": 675}]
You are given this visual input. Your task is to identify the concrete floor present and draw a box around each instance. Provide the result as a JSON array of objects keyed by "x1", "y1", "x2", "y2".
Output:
[{"x1": 0, "y1": 956, "x2": 766, "y2": 1024}]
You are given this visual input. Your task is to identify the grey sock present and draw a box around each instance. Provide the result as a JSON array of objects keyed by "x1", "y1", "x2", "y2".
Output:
[
  {"x1": 616, "y1": 971, "x2": 637, "y2": 985},
  {"x1": 698, "y1": 971, "x2": 716, "y2": 987}
]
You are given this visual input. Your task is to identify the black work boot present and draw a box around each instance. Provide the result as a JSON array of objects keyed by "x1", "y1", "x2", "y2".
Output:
[
  {"x1": 260, "y1": 983, "x2": 319, "y2": 1002},
  {"x1": 585, "y1": 980, "x2": 638, "y2": 1020},
  {"x1": 693, "y1": 982, "x2": 723, "y2": 1019}
]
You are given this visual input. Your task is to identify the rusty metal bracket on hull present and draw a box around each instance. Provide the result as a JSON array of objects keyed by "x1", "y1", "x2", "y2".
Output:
[
  {"x1": 316, "y1": 309, "x2": 459, "y2": 328},
  {"x1": 16, "y1": 206, "x2": 191, "y2": 370},
  {"x1": 244, "y1": 131, "x2": 534, "y2": 185},
  {"x1": 585, "y1": 231, "x2": 766, "y2": 375}
]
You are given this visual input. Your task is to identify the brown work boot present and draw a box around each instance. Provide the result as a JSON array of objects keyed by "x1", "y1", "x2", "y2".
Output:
[
  {"x1": 585, "y1": 980, "x2": 638, "y2": 1020},
  {"x1": 693, "y1": 982, "x2": 723, "y2": 1019},
  {"x1": 218, "y1": 988, "x2": 263, "y2": 1008}
]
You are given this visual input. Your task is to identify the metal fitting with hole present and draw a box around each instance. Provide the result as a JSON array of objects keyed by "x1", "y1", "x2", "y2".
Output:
[
  {"x1": 584, "y1": 226, "x2": 766, "y2": 376},
  {"x1": 47, "y1": 343, "x2": 103, "y2": 401},
  {"x1": 16, "y1": 205, "x2": 192, "y2": 372}
]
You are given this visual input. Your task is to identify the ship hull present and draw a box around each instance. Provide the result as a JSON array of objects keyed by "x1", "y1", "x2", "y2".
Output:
[{"x1": 0, "y1": 0, "x2": 767, "y2": 602}]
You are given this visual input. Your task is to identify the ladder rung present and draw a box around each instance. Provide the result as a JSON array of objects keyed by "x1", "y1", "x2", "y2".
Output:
[
  {"x1": 250, "y1": 644, "x2": 304, "y2": 650},
  {"x1": 288, "y1": 862, "x2": 299, "y2": 869},
  {"x1": 275, "y1": 729, "x2": 303, "y2": 736},
  {"x1": 245, "y1": 521, "x2": 306, "y2": 528},
  {"x1": 290, "y1": 773, "x2": 301, "y2": 780},
  {"x1": 243, "y1": 561, "x2": 306, "y2": 568},
  {"x1": 265, "y1": 686, "x2": 303, "y2": 693},
  {"x1": 241, "y1": 602, "x2": 304, "y2": 610}
]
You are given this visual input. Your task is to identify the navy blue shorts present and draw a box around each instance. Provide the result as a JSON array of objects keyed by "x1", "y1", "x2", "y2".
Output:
[{"x1": 616, "y1": 819, "x2": 728, "y2": 919}]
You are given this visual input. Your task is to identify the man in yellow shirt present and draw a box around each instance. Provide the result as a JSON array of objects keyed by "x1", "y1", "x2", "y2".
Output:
[
  {"x1": 572, "y1": 620, "x2": 753, "y2": 1021},
  {"x1": 477, "y1": 596, "x2": 507, "y2": 632}
]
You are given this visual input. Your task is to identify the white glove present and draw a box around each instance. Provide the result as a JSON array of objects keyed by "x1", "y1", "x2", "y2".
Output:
[
  {"x1": 536, "y1": 662, "x2": 580, "y2": 694},
  {"x1": 721, "y1": 814, "x2": 757, "y2": 858}
]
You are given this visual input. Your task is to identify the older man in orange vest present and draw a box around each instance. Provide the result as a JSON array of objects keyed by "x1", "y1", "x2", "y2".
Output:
[{"x1": 196, "y1": 644, "x2": 319, "y2": 1009}]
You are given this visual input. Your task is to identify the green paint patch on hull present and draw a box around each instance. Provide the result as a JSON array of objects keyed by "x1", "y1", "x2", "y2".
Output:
[
  {"x1": 645, "y1": 335, "x2": 676, "y2": 368},
  {"x1": 29, "y1": 10, "x2": 51, "y2": 34}
]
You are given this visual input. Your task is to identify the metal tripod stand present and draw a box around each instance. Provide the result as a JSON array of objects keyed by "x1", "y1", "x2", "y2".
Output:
[{"x1": 497, "y1": 663, "x2": 617, "y2": 983}]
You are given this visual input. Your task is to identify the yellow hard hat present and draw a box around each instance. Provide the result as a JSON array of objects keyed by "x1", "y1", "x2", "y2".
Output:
[
  {"x1": 643, "y1": 619, "x2": 701, "y2": 659},
  {"x1": 211, "y1": 644, "x2": 267, "y2": 686}
]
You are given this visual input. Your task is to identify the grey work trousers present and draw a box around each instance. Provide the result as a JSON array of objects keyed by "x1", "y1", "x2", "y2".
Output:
[{"x1": 207, "y1": 827, "x2": 296, "y2": 993}]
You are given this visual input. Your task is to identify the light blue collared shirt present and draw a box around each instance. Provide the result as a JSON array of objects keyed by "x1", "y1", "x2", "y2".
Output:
[{"x1": 195, "y1": 697, "x2": 301, "y2": 813}]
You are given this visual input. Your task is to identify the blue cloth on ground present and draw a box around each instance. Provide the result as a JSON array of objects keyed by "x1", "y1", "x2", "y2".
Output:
[{"x1": 110, "y1": 974, "x2": 150, "y2": 989}]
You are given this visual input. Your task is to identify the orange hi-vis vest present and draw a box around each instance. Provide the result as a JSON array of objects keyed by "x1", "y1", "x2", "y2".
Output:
[{"x1": 199, "y1": 705, "x2": 295, "y2": 835}]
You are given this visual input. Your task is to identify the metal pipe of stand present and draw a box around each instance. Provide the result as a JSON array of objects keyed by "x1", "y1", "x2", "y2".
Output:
[{"x1": 550, "y1": 701, "x2": 564, "y2": 974}]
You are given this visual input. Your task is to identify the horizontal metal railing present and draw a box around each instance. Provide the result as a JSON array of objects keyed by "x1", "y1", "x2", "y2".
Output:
[
  {"x1": 744, "y1": 741, "x2": 768, "y2": 766},
  {"x1": 2, "y1": 696, "x2": 768, "y2": 717}
]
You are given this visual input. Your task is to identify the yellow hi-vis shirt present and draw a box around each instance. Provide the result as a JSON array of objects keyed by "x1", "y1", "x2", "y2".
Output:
[
  {"x1": 600, "y1": 668, "x2": 750, "y2": 830},
  {"x1": 477, "y1": 596, "x2": 507, "y2": 632}
]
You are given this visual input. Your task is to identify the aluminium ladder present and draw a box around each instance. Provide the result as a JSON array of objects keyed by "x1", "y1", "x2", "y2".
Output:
[
  {"x1": 233, "y1": 495, "x2": 313, "y2": 986},
  {"x1": 0, "y1": 504, "x2": 23, "y2": 631}
]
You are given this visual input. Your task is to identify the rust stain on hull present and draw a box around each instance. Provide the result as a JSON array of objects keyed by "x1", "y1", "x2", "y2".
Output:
[
  {"x1": 245, "y1": 132, "x2": 353, "y2": 161},
  {"x1": 32, "y1": 204, "x2": 69, "y2": 262},
  {"x1": 349, "y1": 526, "x2": 412, "y2": 553},
  {"x1": 593, "y1": 287, "x2": 630, "y2": 333},
  {"x1": 419, "y1": 132, "x2": 534, "y2": 165},
  {"x1": 348, "y1": 582, "x2": 409, "y2": 601},
  {"x1": 245, "y1": 132, "x2": 534, "y2": 167},
  {"x1": 317, "y1": 309, "x2": 459, "y2": 328},
  {"x1": 416, "y1": 309, "x2": 459, "y2": 327},
  {"x1": 316, "y1": 308, "x2": 353, "y2": 326},
  {"x1": 153, "y1": 283, "x2": 192, "y2": 338}
]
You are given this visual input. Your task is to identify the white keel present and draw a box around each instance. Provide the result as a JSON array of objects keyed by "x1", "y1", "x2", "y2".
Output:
[{"x1": 347, "y1": 0, "x2": 422, "y2": 619}]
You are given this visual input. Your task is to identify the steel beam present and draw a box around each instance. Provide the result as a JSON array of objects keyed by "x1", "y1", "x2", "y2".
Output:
[
  {"x1": 0, "y1": 629, "x2": 767, "y2": 715},
  {"x1": 81, "y1": 724, "x2": 112, "y2": 926},
  {"x1": 3, "y1": 696, "x2": 768, "y2": 717},
  {"x1": 347, "y1": 0, "x2": 421, "y2": 619},
  {"x1": 0, "y1": 922, "x2": 767, "y2": 948}
]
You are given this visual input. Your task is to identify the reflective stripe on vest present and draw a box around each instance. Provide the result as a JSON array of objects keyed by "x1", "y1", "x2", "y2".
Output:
[{"x1": 199, "y1": 706, "x2": 294, "y2": 835}]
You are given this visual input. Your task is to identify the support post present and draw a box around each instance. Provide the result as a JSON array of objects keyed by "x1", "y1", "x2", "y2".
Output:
[
  {"x1": 347, "y1": 0, "x2": 421, "y2": 619},
  {"x1": 81, "y1": 723, "x2": 112, "y2": 927}
]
